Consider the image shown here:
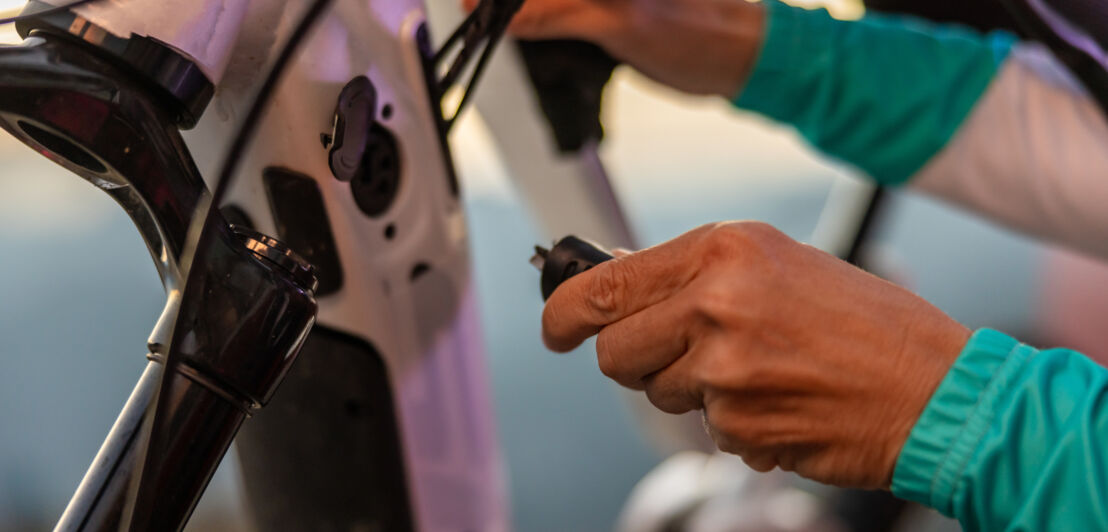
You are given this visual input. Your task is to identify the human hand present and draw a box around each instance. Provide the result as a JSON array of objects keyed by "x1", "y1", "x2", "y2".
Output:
[
  {"x1": 462, "y1": 0, "x2": 767, "y2": 97},
  {"x1": 542, "y1": 222, "x2": 970, "y2": 488}
]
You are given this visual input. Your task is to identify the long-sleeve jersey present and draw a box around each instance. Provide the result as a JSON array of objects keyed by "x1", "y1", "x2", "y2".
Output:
[
  {"x1": 731, "y1": 2, "x2": 1108, "y2": 530},
  {"x1": 735, "y1": 1, "x2": 1108, "y2": 261}
]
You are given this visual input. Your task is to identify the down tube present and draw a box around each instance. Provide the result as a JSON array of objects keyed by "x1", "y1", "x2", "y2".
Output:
[{"x1": 177, "y1": 2, "x2": 509, "y2": 531}]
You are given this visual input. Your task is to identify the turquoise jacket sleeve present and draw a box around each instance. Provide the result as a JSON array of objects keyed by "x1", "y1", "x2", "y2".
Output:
[
  {"x1": 892, "y1": 329, "x2": 1108, "y2": 531},
  {"x1": 733, "y1": 1, "x2": 1015, "y2": 185}
]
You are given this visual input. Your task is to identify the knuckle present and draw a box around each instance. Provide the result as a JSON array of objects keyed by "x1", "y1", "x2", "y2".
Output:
[
  {"x1": 694, "y1": 281, "x2": 744, "y2": 322},
  {"x1": 693, "y1": 345, "x2": 756, "y2": 392},
  {"x1": 699, "y1": 364, "x2": 753, "y2": 394},
  {"x1": 701, "y1": 221, "x2": 785, "y2": 261},
  {"x1": 692, "y1": 351, "x2": 728, "y2": 388},
  {"x1": 586, "y1": 262, "x2": 630, "y2": 318},
  {"x1": 701, "y1": 223, "x2": 744, "y2": 258}
]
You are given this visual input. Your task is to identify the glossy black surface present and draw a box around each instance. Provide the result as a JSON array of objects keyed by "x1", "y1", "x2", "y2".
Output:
[
  {"x1": 0, "y1": 34, "x2": 210, "y2": 289},
  {"x1": 0, "y1": 32, "x2": 319, "y2": 531},
  {"x1": 54, "y1": 221, "x2": 316, "y2": 532},
  {"x1": 220, "y1": 204, "x2": 256, "y2": 231},
  {"x1": 325, "y1": 76, "x2": 377, "y2": 182},
  {"x1": 264, "y1": 167, "x2": 344, "y2": 295},
  {"x1": 539, "y1": 235, "x2": 613, "y2": 301},
  {"x1": 16, "y1": 1, "x2": 214, "y2": 128},
  {"x1": 161, "y1": 221, "x2": 318, "y2": 409},
  {"x1": 55, "y1": 363, "x2": 249, "y2": 532},
  {"x1": 54, "y1": 220, "x2": 316, "y2": 532}
]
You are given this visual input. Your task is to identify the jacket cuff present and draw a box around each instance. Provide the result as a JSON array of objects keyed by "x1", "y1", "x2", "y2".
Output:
[{"x1": 891, "y1": 328, "x2": 1035, "y2": 515}]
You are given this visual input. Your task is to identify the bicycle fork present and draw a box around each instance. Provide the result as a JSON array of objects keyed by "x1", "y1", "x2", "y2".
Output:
[{"x1": 0, "y1": 10, "x2": 318, "y2": 531}]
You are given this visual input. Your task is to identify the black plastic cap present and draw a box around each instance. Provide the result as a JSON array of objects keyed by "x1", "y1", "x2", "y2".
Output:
[{"x1": 539, "y1": 235, "x2": 614, "y2": 301}]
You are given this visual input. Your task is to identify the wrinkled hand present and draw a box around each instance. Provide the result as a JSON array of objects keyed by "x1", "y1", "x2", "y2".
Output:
[
  {"x1": 543, "y1": 222, "x2": 970, "y2": 488},
  {"x1": 462, "y1": 0, "x2": 766, "y2": 97}
]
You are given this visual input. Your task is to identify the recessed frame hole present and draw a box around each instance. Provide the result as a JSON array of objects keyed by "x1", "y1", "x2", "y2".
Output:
[
  {"x1": 17, "y1": 120, "x2": 106, "y2": 173},
  {"x1": 410, "y1": 262, "x2": 430, "y2": 281}
]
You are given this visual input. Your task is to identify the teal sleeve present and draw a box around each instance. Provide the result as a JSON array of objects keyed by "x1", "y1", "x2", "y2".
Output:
[
  {"x1": 733, "y1": 2, "x2": 1015, "y2": 185},
  {"x1": 892, "y1": 329, "x2": 1108, "y2": 531}
]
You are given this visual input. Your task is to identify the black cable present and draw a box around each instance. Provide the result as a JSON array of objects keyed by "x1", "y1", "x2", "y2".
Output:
[
  {"x1": 0, "y1": 0, "x2": 104, "y2": 25},
  {"x1": 434, "y1": 8, "x2": 480, "y2": 66},
  {"x1": 445, "y1": 31, "x2": 503, "y2": 129},
  {"x1": 434, "y1": 0, "x2": 524, "y2": 130},
  {"x1": 205, "y1": 0, "x2": 334, "y2": 207},
  {"x1": 120, "y1": 0, "x2": 335, "y2": 526}
]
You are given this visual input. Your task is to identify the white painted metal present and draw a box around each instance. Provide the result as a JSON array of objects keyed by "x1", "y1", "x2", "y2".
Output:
[
  {"x1": 47, "y1": 0, "x2": 251, "y2": 83},
  {"x1": 68, "y1": 0, "x2": 511, "y2": 529},
  {"x1": 47, "y1": 0, "x2": 660, "y2": 527},
  {"x1": 425, "y1": 1, "x2": 638, "y2": 250}
]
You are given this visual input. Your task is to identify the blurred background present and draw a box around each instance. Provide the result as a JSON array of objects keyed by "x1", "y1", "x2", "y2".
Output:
[{"x1": 2, "y1": 0, "x2": 1107, "y2": 530}]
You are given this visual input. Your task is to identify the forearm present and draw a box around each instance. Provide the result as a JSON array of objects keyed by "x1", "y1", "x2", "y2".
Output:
[
  {"x1": 893, "y1": 329, "x2": 1108, "y2": 531},
  {"x1": 912, "y1": 46, "x2": 1108, "y2": 260},
  {"x1": 733, "y1": 2, "x2": 1108, "y2": 259},
  {"x1": 732, "y1": 1, "x2": 1014, "y2": 185}
]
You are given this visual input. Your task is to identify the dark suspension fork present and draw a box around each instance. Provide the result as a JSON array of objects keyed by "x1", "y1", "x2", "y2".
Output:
[
  {"x1": 56, "y1": 222, "x2": 318, "y2": 532},
  {"x1": 0, "y1": 11, "x2": 319, "y2": 531}
]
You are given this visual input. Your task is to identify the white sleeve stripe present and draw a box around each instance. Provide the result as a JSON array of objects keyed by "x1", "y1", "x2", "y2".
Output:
[{"x1": 912, "y1": 43, "x2": 1108, "y2": 260}]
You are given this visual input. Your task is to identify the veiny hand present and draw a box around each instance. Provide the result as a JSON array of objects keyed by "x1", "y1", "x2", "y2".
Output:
[
  {"x1": 462, "y1": 0, "x2": 767, "y2": 97},
  {"x1": 543, "y1": 222, "x2": 970, "y2": 489}
]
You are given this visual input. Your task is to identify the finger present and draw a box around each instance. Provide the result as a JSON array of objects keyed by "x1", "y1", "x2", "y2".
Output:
[
  {"x1": 703, "y1": 397, "x2": 756, "y2": 456},
  {"x1": 640, "y1": 351, "x2": 704, "y2": 414},
  {"x1": 594, "y1": 293, "x2": 696, "y2": 388},
  {"x1": 542, "y1": 227, "x2": 712, "y2": 352},
  {"x1": 639, "y1": 333, "x2": 738, "y2": 414},
  {"x1": 508, "y1": 0, "x2": 611, "y2": 41},
  {"x1": 740, "y1": 453, "x2": 777, "y2": 473},
  {"x1": 460, "y1": 0, "x2": 589, "y2": 38}
]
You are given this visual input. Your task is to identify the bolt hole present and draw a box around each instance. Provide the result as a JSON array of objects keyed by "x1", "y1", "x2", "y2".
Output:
[
  {"x1": 384, "y1": 223, "x2": 396, "y2": 240},
  {"x1": 410, "y1": 262, "x2": 430, "y2": 281},
  {"x1": 381, "y1": 104, "x2": 393, "y2": 120}
]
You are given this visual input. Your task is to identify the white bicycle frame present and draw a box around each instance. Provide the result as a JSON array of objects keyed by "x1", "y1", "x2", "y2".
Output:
[{"x1": 33, "y1": 0, "x2": 648, "y2": 529}]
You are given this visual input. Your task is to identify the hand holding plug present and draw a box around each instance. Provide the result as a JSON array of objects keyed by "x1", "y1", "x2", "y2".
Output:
[{"x1": 536, "y1": 222, "x2": 970, "y2": 489}]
